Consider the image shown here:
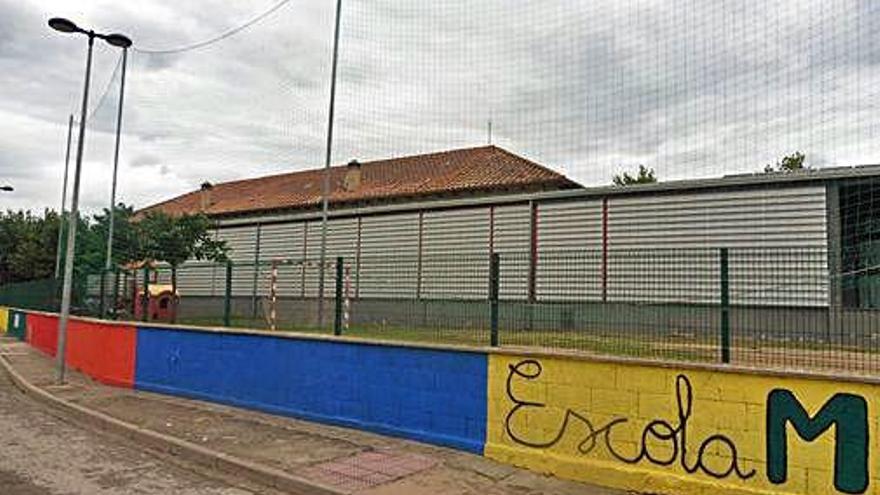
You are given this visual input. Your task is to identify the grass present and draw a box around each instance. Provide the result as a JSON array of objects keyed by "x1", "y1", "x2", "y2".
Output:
[
  {"x1": 171, "y1": 314, "x2": 880, "y2": 375},
  {"x1": 177, "y1": 316, "x2": 714, "y2": 364}
]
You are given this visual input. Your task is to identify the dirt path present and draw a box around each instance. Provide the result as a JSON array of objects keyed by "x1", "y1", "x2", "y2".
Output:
[{"x1": 0, "y1": 369, "x2": 271, "y2": 495}]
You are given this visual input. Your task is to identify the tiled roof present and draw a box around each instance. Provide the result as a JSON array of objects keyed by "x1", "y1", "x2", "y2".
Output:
[{"x1": 139, "y1": 146, "x2": 579, "y2": 217}]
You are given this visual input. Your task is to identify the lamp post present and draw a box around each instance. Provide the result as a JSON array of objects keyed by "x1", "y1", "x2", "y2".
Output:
[
  {"x1": 48, "y1": 17, "x2": 132, "y2": 384},
  {"x1": 101, "y1": 45, "x2": 129, "y2": 317}
]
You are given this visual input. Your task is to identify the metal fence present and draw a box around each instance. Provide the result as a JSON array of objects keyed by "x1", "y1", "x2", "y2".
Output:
[{"x1": 7, "y1": 247, "x2": 880, "y2": 376}]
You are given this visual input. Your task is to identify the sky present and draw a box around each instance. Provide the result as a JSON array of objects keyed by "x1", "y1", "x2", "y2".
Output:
[{"x1": 1, "y1": 0, "x2": 879, "y2": 214}]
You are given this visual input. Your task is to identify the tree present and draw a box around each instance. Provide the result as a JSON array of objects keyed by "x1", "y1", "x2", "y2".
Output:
[
  {"x1": 138, "y1": 212, "x2": 228, "y2": 322},
  {"x1": 764, "y1": 152, "x2": 807, "y2": 173},
  {"x1": 613, "y1": 165, "x2": 657, "y2": 186},
  {"x1": 0, "y1": 210, "x2": 60, "y2": 283}
]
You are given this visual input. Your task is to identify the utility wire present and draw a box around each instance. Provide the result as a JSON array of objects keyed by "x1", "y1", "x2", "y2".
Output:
[{"x1": 134, "y1": 0, "x2": 293, "y2": 55}]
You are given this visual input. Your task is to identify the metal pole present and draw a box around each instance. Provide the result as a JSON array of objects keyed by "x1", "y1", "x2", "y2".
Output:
[
  {"x1": 141, "y1": 266, "x2": 150, "y2": 322},
  {"x1": 103, "y1": 47, "x2": 128, "y2": 306},
  {"x1": 318, "y1": 0, "x2": 344, "y2": 328},
  {"x1": 489, "y1": 253, "x2": 500, "y2": 347},
  {"x1": 223, "y1": 261, "x2": 233, "y2": 327},
  {"x1": 334, "y1": 256, "x2": 343, "y2": 336},
  {"x1": 112, "y1": 267, "x2": 120, "y2": 320},
  {"x1": 57, "y1": 34, "x2": 95, "y2": 384},
  {"x1": 720, "y1": 248, "x2": 731, "y2": 364},
  {"x1": 54, "y1": 114, "x2": 74, "y2": 279}
]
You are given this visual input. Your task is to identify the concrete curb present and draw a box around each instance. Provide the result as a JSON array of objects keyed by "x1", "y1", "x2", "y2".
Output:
[{"x1": 0, "y1": 354, "x2": 345, "y2": 495}]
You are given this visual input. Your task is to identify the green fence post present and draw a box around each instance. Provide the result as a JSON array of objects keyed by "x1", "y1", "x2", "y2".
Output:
[
  {"x1": 142, "y1": 266, "x2": 150, "y2": 323},
  {"x1": 224, "y1": 261, "x2": 233, "y2": 327},
  {"x1": 112, "y1": 267, "x2": 120, "y2": 320},
  {"x1": 720, "y1": 247, "x2": 730, "y2": 364},
  {"x1": 489, "y1": 252, "x2": 500, "y2": 347},
  {"x1": 334, "y1": 257, "x2": 343, "y2": 336},
  {"x1": 98, "y1": 268, "x2": 106, "y2": 318}
]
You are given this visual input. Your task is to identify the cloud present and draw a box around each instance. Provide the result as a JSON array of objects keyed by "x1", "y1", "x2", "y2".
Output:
[
  {"x1": 130, "y1": 153, "x2": 161, "y2": 168},
  {"x1": 1, "y1": 0, "x2": 879, "y2": 215}
]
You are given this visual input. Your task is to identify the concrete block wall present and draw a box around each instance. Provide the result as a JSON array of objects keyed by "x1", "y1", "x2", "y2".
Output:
[
  {"x1": 134, "y1": 325, "x2": 487, "y2": 452},
  {"x1": 485, "y1": 352, "x2": 880, "y2": 495},
  {"x1": 6, "y1": 307, "x2": 880, "y2": 495}
]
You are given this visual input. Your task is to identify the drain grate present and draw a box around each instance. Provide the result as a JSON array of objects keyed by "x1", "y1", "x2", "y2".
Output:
[{"x1": 301, "y1": 450, "x2": 438, "y2": 493}]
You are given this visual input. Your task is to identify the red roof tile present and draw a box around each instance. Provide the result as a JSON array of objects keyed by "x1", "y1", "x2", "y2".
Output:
[{"x1": 140, "y1": 146, "x2": 578, "y2": 217}]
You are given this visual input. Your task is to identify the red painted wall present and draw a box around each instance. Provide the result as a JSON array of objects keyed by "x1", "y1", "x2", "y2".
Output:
[
  {"x1": 25, "y1": 312, "x2": 136, "y2": 388},
  {"x1": 67, "y1": 320, "x2": 137, "y2": 388},
  {"x1": 26, "y1": 313, "x2": 59, "y2": 357}
]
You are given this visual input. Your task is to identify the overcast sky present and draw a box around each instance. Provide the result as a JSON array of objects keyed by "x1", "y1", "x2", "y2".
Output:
[{"x1": 2, "y1": 0, "x2": 879, "y2": 214}]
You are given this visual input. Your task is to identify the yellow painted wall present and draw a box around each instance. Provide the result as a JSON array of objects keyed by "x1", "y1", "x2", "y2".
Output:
[
  {"x1": 486, "y1": 353, "x2": 880, "y2": 495},
  {"x1": 0, "y1": 307, "x2": 7, "y2": 333}
]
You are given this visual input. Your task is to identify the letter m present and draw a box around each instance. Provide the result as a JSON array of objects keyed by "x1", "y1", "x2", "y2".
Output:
[{"x1": 766, "y1": 389, "x2": 868, "y2": 494}]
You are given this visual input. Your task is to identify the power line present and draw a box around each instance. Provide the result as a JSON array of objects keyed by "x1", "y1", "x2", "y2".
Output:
[{"x1": 133, "y1": 0, "x2": 293, "y2": 55}]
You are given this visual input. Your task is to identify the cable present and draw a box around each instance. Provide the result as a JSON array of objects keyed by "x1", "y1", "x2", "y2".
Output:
[{"x1": 133, "y1": 0, "x2": 293, "y2": 55}]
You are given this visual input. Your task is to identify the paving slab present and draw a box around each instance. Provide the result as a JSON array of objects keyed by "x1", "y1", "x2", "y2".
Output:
[{"x1": 0, "y1": 339, "x2": 631, "y2": 495}]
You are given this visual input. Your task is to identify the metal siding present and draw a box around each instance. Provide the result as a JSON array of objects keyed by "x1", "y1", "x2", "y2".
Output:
[
  {"x1": 493, "y1": 204, "x2": 531, "y2": 299},
  {"x1": 216, "y1": 226, "x2": 259, "y2": 297},
  {"x1": 258, "y1": 223, "x2": 304, "y2": 298},
  {"x1": 358, "y1": 213, "x2": 420, "y2": 298},
  {"x1": 421, "y1": 208, "x2": 490, "y2": 299},
  {"x1": 536, "y1": 200, "x2": 604, "y2": 301},
  {"x1": 607, "y1": 186, "x2": 828, "y2": 305},
  {"x1": 301, "y1": 218, "x2": 359, "y2": 298},
  {"x1": 173, "y1": 262, "x2": 215, "y2": 297}
]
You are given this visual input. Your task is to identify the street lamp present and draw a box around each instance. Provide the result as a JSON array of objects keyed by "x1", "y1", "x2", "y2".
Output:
[
  {"x1": 48, "y1": 17, "x2": 132, "y2": 384},
  {"x1": 0, "y1": 185, "x2": 13, "y2": 192}
]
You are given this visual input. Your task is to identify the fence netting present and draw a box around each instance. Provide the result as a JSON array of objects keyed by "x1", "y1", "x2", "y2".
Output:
[{"x1": 0, "y1": 247, "x2": 866, "y2": 376}]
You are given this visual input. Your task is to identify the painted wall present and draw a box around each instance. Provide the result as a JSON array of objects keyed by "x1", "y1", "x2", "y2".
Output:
[
  {"x1": 134, "y1": 326, "x2": 487, "y2": 453},
  {"x1": 27, "y1": 312, "x2": 58, "y2": 356},
  {"x1": 7, "y1": 309, "x2": 26, "y2": 340},
  {"x1": 486, "y1": 353, "x2": 880, "y2": 495},
  {"x1": 24, "y1": 312, "x2": 136, "y2": 388},
  {"x1": 12, "y1": 309, "x2": 880, "y2": 495}
]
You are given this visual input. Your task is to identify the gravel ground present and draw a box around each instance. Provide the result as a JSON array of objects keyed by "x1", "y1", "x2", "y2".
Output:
[{"x1": 0, "y1": 371, "x2": 273, "y2": 495}]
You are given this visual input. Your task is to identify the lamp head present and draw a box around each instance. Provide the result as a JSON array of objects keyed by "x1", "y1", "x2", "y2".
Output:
[
  {"x1": 48, "y1": 17, "x2": 79, "y2": 33},
  {"x1": 104, "y1": 33, "x2": 132, "y2": 48},
  {"x1": 0, "y1": 186, "x2": 14, "y2": 192}
]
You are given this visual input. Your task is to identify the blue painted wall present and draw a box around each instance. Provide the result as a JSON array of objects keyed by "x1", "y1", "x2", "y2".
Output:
[{"x1": 134, "y1": 327, "x2": 488, "y2": 453}]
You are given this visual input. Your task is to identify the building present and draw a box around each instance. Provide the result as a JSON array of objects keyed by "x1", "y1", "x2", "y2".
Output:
[{"x1": 138, "y1": 146, "x2": 880, "y2": 340}]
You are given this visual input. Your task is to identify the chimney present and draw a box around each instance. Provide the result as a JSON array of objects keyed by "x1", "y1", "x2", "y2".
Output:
[
  {"x1": 343, "y1": 159, "x2": 361, "y2": 192},
  {"x1": 199, "y1": 181, "x2": 213, "y2": 212}
]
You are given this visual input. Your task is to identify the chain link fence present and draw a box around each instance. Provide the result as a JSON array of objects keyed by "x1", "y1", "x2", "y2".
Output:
[{"x1": 4, "y1": 246, "x2": 880, "y2": 376}]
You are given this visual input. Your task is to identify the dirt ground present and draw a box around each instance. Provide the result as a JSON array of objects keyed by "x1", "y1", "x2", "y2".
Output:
[{"x1": 0, "y1": 368, "x2": 277, "y2": 494}]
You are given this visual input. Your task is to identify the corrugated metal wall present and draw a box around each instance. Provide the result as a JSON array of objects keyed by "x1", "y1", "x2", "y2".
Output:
[
  {"x1": 607, "y1": 186, "x2": 828, "y2": 305},
  {"x1": 494, "y1": 204, "x2": 531, "y2": 299},
  {"x1": 258, "y1": 223, "x2": 304, "y2": 298},
  {"x1": 358, "y1": 212, "x2": 420, "y2": 298},
  {"x1": 535, "y1": 200, "x2": 604, "y2": 302},
  {"x1": 171, "y1": 184, "x2": 830, "y2": 307},
  {"x1": 216, "y1": 225, "x2": 259, "y2": 297},
  {"x1": 421, "y1": 207, "x2": 490, "y2": 299}
]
